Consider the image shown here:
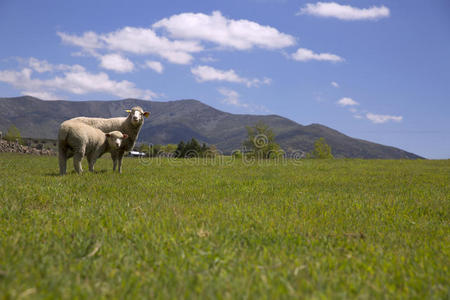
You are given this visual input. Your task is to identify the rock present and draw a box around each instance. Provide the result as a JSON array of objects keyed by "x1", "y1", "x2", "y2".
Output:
[{"x1": 0, "y1": 140, "x2": 57, "y2": 156}]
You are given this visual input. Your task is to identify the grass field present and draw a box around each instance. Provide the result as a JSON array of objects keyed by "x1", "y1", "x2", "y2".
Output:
[{"x1": 0, "y1": 153, "x2": 448, "y2": 299}]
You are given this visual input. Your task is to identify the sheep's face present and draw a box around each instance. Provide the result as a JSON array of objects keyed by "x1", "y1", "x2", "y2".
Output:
[
  {"x1": 106, "y1": 131, "x2": 128, "y2": 149},
  {"x1": 126, "y1": 106, "x2": 150, "y2": 127}
]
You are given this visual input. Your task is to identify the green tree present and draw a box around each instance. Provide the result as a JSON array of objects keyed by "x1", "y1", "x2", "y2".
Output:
[
  {"x1": 232, "y1": 150, "x2": 242, "y2": 159},
  {"x1": 139, "y1": 144, "x2": 151, "y2": 155},
  {"x1": 175, "y1": 141, "x2": 186, "y2": 158},
  {"x1": 4, "y1": 125, "x2": 22, "y2": 143},
  {"x1": 200, "y1": 143, "x2": 208, "y2": 156},
  {"x1": 185, "y1": 138, "x2": 201, "y2": 157},
  {"x1": 243, "y1": 122, "x2": 280, "y2": 159},
  {"x1": 310, "y1": 138, "x2": 334, "y2": 159},
  {"x1": 162, "y1": 144, "x2": 177, "y2": 154},
  {"x1": 151, "y1": 144, "x2": 162, "y2": 157}
]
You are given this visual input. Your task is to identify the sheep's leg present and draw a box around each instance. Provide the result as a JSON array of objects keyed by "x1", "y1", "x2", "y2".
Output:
[
  {"x1": 73, "y1": 150, "x2": 85, "y2": 174},
  {"x1": 87, "y1": 155, "x2": 96, "y2": 172},
  {"x1": 58, "y1": 145, "x2": 67, "y2": 175},
  {"x1": 111, "y1": 152, "x2": 118, "y2": 171},
  {"x1": 118, "y1": 152, "x2": 124, "y2": 173}
]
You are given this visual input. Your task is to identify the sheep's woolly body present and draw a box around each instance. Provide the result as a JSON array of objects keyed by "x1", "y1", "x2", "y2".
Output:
[
  {"x1": 58, "y1": 119, "x2": 124, "y2": 174},
  {"x1": 71, "y1": 116, "x2": 140, "y2": 151},
  {"x1": 68, "y1": 106, "x2": 149, "y2": 173}
]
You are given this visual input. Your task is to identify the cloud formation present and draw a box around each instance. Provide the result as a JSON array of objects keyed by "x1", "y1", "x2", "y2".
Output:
[
  {"x1": 331, "y1": 81, "x2": 339, "y2": 88},
  {"x1": 298, "y1": 2, "x2": 390, "y2": 21},
  {"x1": 145, "y1": 61, "x2": 164, "y2": 73},
  {"x1": 218, "y1": 88, "x2": 248, "y2": 108},
  {"x1": 0, "y1": 66, "x2": 156, "y2": 100},
  {"x1": 218, "y1": 88, "x2": 269, "y2": 112},
  {"x1": 366, "y1": 113, "x2": 403, "y2": 124},
  {"x1": 58, "y1": 28, "x2": 203, "y2": 65},
  {"x1": 99, "y1": 53, "x2": 134, "y2": 73},
  {"x1": 153, "y1": 11, "x2": 296, "y2": 50},
  {"x1": 58, "y1": 31, "x2": 103, "y2": 50},
  {"x1": 191, "y1": 65, "x2": 271, "y2": 87},
  {"x1": 291, "y1": 48, "x2": 343, "y2": 62},
  {"x1": 58, "y1": 11, "x2": 296, "y2": 66},
  {"x1": 27, "y1": 57, "x2": 85, "y2": 73},
  {"x1": 22, "y1": 90, "x2": 61, "y2": 100},
  {"x1": 337, "y1": 97, "x2": 358, "y2": 106}
]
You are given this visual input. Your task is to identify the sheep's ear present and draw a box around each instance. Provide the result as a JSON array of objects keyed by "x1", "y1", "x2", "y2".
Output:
[
  {"x1": 143, "y1": 112, "x2": 150, "y2": 118},
  {"x1": 125, "y1": 109, "x2": 131, "y2": 113},
  {"x1": 105, "y1": 133, "x2": 111, "y2": 137},
  {"x1": 123, "y1": 134, "x2": 128, "y2": 139}
]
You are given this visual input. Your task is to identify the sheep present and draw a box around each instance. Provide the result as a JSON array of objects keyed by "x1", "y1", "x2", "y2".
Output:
[
  {"x1": 70, "y1": 106, "x2": 150, "y2": 173},
  {"x1": 58, "y1": 119, "x2": 128, "y2": 175}
]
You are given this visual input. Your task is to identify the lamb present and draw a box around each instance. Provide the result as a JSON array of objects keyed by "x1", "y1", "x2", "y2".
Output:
[
  {"x1": 70, "y1": 106, "x2": 150, "y2": 173},
  {"x1": 58, "y1": 119, "x2": 128, "y2": 175}
]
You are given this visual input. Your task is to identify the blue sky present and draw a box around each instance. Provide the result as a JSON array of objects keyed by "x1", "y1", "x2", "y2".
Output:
[{"x1": 0, "y1": 0, "x2": 449, "y2": 158}]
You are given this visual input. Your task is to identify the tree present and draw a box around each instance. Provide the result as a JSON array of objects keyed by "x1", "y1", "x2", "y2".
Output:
[
  {"x1": 201, "y1": 143, "x2": 208, "y2": 155},
  {"x1": 151, "y1": 144, "x2": 162, "y2": 157},
  {"x1": 4, "y1": 125, "x2": 22, "y2": 143},
  {"x1": 243, "y1": 122, "x2": 280, "y2": 159},
  {"x1": 139, "y1": 143, "x2": 151, "y2": 155},
  {"x1": 175, "y1": 141, "x2": 186, "y2": 158},
  {"x1": 232, "y1": 150, "x2": 242, "y2": 159},
  {"x1": 185, "y1": 138, "x2": 201, "y2": 156},
  {"x1": 164, "y1": 144, "x2": 178, "y2": 154},
  {"x1": 174, "y1": 139, "x2": 216, "y2": 158},
  {"x1": 309, "y1": 138, "x2": 334, "y2": 159}
]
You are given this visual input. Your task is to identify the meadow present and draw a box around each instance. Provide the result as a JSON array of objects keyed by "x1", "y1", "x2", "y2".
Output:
[{"x1": 0, "y1": 153, "x2": 448, "y2": 299}]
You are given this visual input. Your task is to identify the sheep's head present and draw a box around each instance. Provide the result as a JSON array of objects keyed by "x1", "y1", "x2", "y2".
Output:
[
  {"x1": 125, "y1": 106, "x2": 150, "y2": 127},
  {"x1": 106, "y1": 131, "x2": 128, "y2": 149}
]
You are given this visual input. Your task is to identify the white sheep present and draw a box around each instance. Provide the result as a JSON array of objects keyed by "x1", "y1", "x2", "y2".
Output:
[
  {"x1": 71, "y1": 106, "x2": 149, "y2": 173},
  {"x1": 58, "y1": 119, "x2": 128, "y2": 175}
]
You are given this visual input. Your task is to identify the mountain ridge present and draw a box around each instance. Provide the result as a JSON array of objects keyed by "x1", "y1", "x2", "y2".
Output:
[{"x1": 0, "y1": 96, "x2": 422, "y2": 159}]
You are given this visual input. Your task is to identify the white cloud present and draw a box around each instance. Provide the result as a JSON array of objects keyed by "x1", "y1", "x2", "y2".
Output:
[
  {"x1": 153, "y1": 11, "x2": 296, "y2": 50},
  {"x1": 22, "y1": 91, "x2": 62, "y2": 100},
  {"x1": 191, "y1": 65, "x2": 271, "y2": 87},
  {"x1": 58, "y1": 31, "x2": 103, "y2": 50},
  {"x1": 28, "y1": 58, "x2": 53, "y2": 73},
  {"x1": 218, "y1": 88, "x2": 270, "y2": 112},
  {"x1": 366, "y1": 113, "x2": 403, "y2": 124},
  {"x1": 218, "y1": 88, "x2": 248, "y2": 108},
  {"x1": 200, "y1": 56, "x2": 218, "y2": 63},
  {"x1": 331, "y1": 81, "x2": 339, "y2": 88},
  {"x1": 99, "y1": 53, "x2": 134, "y2": 73},
  {"x1": 58, "y1": 28, "x2": 203, "y2": 65},
  {"x1": 145, "y1": 61, "x2": 164, "y2": 73},
  {"x1": 337, "y1": 97, "x2": 359, "y2": 106},
  {"x1": 334, "y1": 94, "x2": 402, "y2": 124},
  {"x1": 102, "y1": 27, "x2": 203, "y2": 64},
  {"x1": 0, "y1": 67, "x2": 157, "y2": 100},
  {"x1": 292, "y1": 48, "x2": 343, "y2": 62},
  {"x1": 58, "y1": 12, "x2": 295, "y2": 66},
  {"x1": 27, "y1": 57, "x2": 85, "y2": 73},
  {"x1": 298, "y1": 2, "x2": 390, "y2": 21}
]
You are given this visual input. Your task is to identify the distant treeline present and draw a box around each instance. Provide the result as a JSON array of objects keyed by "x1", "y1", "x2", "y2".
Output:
[{"x1": 139, "y1": 138, "x2": 219, "y2": 158}]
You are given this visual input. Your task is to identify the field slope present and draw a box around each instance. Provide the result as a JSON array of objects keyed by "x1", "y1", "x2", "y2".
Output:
[{"x1": 0, "y1": 154, "x2": 448, "y2": 298}]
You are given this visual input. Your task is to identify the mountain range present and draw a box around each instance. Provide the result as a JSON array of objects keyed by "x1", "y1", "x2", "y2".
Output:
[{"x1": 0, "y1": 96, "x2": 422, "y2": 159}]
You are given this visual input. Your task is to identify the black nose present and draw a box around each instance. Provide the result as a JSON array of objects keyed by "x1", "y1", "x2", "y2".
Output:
[{"x1": 133, "y1": 116, "x2": 138, "y2": 120}]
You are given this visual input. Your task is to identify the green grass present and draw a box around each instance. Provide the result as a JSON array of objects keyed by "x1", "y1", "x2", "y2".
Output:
[{"x1": 0, "y1": 153, "x2": 448, "y2": 299}]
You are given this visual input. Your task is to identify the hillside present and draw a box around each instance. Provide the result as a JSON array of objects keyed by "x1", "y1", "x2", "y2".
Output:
[{"x1": 0, "y1": 96, "x2": 422, "y2": 159}]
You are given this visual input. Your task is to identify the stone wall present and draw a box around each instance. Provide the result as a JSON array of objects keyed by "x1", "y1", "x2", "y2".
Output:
[{"x1": 0, "y1": 140, "x2": 56, "y2": 156}]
